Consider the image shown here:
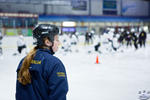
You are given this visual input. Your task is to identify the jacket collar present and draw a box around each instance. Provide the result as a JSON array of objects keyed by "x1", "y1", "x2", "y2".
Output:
[{"x1": 38, "y1": 48, "x2": 54, "y2": 55}]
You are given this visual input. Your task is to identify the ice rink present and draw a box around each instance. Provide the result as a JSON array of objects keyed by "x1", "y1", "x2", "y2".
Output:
[{"x1": 0, "y1": 35, "x2": 150, "y2": 100}]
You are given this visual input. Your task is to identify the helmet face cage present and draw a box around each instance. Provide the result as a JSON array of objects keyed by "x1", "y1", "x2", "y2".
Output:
[{"x1": 33, "y1": 24, "x2": 59, "y2": 46}]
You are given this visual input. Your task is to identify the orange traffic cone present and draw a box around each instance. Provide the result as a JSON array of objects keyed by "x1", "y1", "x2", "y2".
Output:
[{"x1": 96, "y1": 55, "x2": 99, "y2": 64}]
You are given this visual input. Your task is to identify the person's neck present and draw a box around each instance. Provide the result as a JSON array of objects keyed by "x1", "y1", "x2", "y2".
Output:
[{"x1": 42, "y1": 46, "x2": 50, "y2": 50}]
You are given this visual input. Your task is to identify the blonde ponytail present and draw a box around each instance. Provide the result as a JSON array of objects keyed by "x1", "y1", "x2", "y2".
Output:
[{"x1": 18, "y1": 47, "x2": 37, "y2": 85}]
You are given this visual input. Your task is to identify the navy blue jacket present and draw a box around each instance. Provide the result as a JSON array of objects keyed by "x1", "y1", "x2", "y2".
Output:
[{"x1": 16, "y1": 49, "x2": 68, "y2": 100}]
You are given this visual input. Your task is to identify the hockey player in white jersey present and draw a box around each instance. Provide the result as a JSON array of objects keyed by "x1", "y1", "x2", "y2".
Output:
[
  {"x1": 0, "y1": 31, "x2": 3, "y2": 57},
  {"x1": 17, "y1": 35, "x2": 27, "y2": 54},
  {"x1": 13, "y1": 35, "x2": 28, "y2": 56}
]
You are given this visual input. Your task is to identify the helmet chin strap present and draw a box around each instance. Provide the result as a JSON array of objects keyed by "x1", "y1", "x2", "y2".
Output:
[
  {"x1": 49, "y1": 46, "x2": 55, "y2": 55},
  {"x1": 45, "y1": 42, "x2": 55, "y2": 55},
  {"x1": 48, "y1": 38, "x2": 55, "y2": 55}
]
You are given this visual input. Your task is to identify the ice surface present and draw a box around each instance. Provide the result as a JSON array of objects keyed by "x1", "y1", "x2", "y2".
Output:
[{"x1": 0, "y1": 36, "x2": 150, "y2": 100}]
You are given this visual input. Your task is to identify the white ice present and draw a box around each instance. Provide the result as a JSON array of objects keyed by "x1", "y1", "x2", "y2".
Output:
[{"x1": 0, "y1": 35, "x2": 150, "y2": 100}]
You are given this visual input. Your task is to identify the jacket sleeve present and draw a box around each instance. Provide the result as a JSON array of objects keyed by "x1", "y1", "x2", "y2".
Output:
[{"x1": 48, "y1": 60, "x2": 68, "y2": 100}]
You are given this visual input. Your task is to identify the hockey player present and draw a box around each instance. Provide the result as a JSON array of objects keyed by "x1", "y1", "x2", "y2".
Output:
[
  {"x1": 131, "y1": 29, "x2": 138, "y2": 50},
  {"x1": 61, "y1": 33, "x2": 72, "y2": 53},
  {"x1": 125, "y1": 31, "x2": 132, "y2": 47},
  {"x1": 84, "y1": 31, "x2": 90, "y2": 45},
  {"x1": 108, "y1": 38, "x2": 117, "y2": 51},
  {"x1": 70, "y1": 32, "x2": 79, "y2": 52},
  {"x1": 138, "y1": 29, "x2": 147, "y2": 48},
  {"x1": 118, "y1": 29, "x2": 127, "y2": 45},
  {"x1": 94, "y1": 42, "x2": 102, "y2": 53},
  {"x1": 16, "y1": 35, "x2": 27, "y2": 54},
  {"x1": 0, "y1": 30, "x2": 3, "y2": 56},
  {"x1": 70, "y1": 32, "x2": 78, "y2": 45},
  {"x1": 16, "y1": 24, "x2": 68, "y2": 100},
  {"x1": 89, "y1": 31, "x2": 94, "y2": 44}
]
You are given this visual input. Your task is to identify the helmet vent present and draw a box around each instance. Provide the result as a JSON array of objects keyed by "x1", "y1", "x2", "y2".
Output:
[{"x1": 42, "y1": 31, "x2": 49, "y2": 35}]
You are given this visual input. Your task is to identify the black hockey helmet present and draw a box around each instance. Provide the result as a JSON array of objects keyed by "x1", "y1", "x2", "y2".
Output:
[{"x1": 33, "y1": 24, "x2": 59, "y2": 46}]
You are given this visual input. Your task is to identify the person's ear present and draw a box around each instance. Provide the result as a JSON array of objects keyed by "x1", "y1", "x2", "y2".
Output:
[{"x1": 45, "y1": 39, "x2": 52, "y2": 46}]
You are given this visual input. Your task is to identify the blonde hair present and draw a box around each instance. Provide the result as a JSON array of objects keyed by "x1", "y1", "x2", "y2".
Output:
[
  {"x1": 18, "y1": 37, "x2": 50, "y2": 85},
  {"x1": 18, "y1": 47, "x2": 37, "y2": 85}
]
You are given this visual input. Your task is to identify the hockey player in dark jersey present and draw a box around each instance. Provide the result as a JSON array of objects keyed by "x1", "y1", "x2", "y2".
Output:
[{"x1": 138, "y1": 30, "x2": 147, "y2": 48}]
